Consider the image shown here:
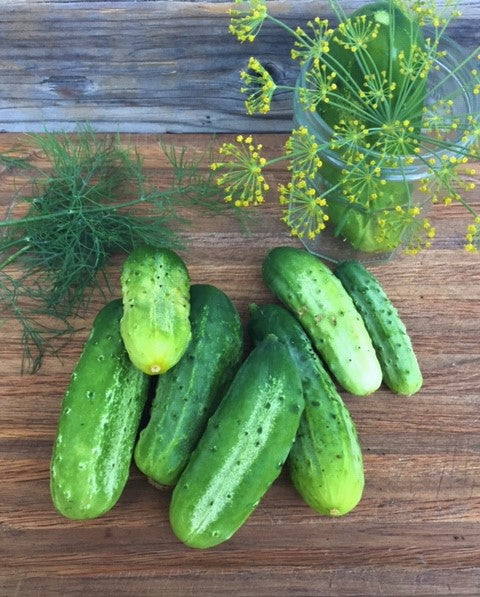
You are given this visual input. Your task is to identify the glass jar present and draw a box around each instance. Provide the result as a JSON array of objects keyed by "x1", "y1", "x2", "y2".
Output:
[{"x1": 292, "y1": 33, "x2": 480, "y2": 264}]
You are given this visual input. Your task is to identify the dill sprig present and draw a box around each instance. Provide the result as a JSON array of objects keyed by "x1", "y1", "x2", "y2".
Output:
[
  {"x1": 0, "y1": 127, "x2": 227, "y2": 373},
  {"x1": 0, "y1": 271, "x2": 75, "y2": 374}
]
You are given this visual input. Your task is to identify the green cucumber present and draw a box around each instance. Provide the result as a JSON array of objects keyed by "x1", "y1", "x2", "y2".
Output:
[
  {"x1": 169, "y1": 335, "x2": 304, "y2": 549},
  {"x1": 262, "y1": 246, "x2": 382, "y2": 396},
  {"x1": 134, "y1": 284, "x2": 243, "y2": 486},
  {"x1": 50, "y1": 299, "x2": 149, "y2": 520},
  {"x1": 335, "y1": 260, "x2": 422, "y2": 395},
  {"x1": 248, "y1": 303, "x2": 364, "y2": 516},
  {"x1": 120, "y1": 246, "x2": 191, "y2": 375}
]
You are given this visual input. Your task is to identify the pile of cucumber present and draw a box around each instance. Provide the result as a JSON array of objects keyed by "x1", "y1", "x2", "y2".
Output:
[{"x1": 50, "y1": 245, "x2": 422, "y2": 548}]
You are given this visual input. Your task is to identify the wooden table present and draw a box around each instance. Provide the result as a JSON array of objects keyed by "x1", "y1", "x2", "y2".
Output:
[
  {"x1": 1, "y1": 0, "x2": 480, "y2": 593},
  {"x1": 1, "y1": 132, "x2": 480, "y2": 595}
]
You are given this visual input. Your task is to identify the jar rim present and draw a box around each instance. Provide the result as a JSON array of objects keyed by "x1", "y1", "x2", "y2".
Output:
[{"x1": 294, "y1": 32, "x2": 480, "y2": 179}]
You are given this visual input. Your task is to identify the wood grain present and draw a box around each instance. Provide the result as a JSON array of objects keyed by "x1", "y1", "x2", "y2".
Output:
[
  {"x1": 1, "y1": 132, "x2": 480, "y2": 596},
  {"x1": 0, "y1": 1, "x2": 479, "y2": 133}
]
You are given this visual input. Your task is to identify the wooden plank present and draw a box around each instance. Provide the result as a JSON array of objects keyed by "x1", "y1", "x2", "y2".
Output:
[
  {"x1": 0, "y1": 1, "x2": 479, "y2": 133},
  {"x1": 1, "y1": 132, "x2": 480, "y2": 595}
]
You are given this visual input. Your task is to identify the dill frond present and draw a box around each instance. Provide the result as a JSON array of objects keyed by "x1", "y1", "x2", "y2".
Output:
[{"x1": 0, "y1": 271, "x2": 75, "y2": 374}]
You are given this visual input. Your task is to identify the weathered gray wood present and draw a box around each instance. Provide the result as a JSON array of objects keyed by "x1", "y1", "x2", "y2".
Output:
[{"x1": 0, "y1": 1, "x2": 479, "y2": 133}]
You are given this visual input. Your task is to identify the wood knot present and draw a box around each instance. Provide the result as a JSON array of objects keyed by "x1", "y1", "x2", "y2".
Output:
[{"x1": 40, "y1": 75, "x2": 95, "y2": 98}]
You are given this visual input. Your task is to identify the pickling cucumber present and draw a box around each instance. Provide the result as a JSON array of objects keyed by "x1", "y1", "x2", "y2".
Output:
[
  {"x1": 50, "y1": 299, "x2": 150, "y2": 520},
  {"x1": 248, "y1": 303, "x2": 364, "y2": 516},
  {"x1": 335, "y1": 260, "x2": 422, "y2": 395},
  {"x1": 262, "y1": 246, "x2": 382, "y2": 396},
  {"x1": 169, "y1": 335, "x2": 304, "y2": 549},
  {"x1": 134, "y1": 284, "x2": 243, "y2": 486},
  {"x1": 120, "y1": 246, "x2": 191, "y2": 375}
]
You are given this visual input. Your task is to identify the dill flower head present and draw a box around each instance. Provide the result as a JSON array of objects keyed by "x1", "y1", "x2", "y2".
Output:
[
  {"x1": 240, "y1": 57, "x2": 277, "y2": 115},
  {"x1": 465, "y1": 217, "x2": 480, "y2": 253},
  {"x1": 285, "y1": 126, "x2": 323, "y2": 179},
  {"x1": 279, "y1": 173, "x2": 329, "y2": 240},
  {"x1": 211, "y1": 135, "x2": 269, "y2": 207},
  {"x1": 291, "y1": 18, "x2": 335, "y2": 66},
  {"x1": 398, "y1": 0, "x2": 462, "y2": 28},
  {"x1": 297, "y1": 64, "x2": 338, "y2": 112},
  {"x1": 334, "y1": 14, "x2": 380, "y2": 53},
  {"x1": 229, "y1": 0, "x2": 267, "y2": 43}
]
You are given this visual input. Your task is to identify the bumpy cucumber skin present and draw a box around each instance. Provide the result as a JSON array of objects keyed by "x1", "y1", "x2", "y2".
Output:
[
  {"x1": 50, "y1": 300, "x2": 149, "y2": 520},
  {"x1": 335, "y1": 261, "x2": 422, "y2": 395},
  {"x1": 169, "y1": 335, "x2": 304, "y2": 549},
  {"x1": 134, "y1": 284, "x2": 243, "y2": 486},
  {"x1": 262, "y1": 247, "x2": 382, "y2": 396},
  {"x1": 248, "y1": 304, "x2": 364, "y2": 516},
  {"x1": 120, "y1": 246, "x2": 191, "y2": 375}
]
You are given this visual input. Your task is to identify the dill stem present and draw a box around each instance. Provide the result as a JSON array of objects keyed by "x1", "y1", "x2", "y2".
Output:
[
  {"x1": 428, "y1": 45, "x2": 480, "y2": 99},
  {"x1": 0, "y1": 236, "x2": 29, "y2": 255},
  {"x1": 327, "y1": 0, "x2": 347, "y2": 23},
  {"x1": 456, "y1": 197, "x2": 479, "y2": 220},
  {"x1": 0, "y1": 244, "x2": 30, "y2": 270},
  {"x1": 266, "y1": 14, "x2": 306, "y2": 43},
  {"x1": 0, "y1": 197, "x2": 148, "y2": 230},
  {"x1": 413, "y1": 132, "x2": 475, "y2": 156}
]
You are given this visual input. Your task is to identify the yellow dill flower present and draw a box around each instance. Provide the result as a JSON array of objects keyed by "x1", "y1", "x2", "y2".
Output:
[
  {"x1": 339, "y1": 154, "x2": 385, "y2": 207},
  {"x1": 229, "y1": 0, "x2": 267, "y2": 43},
  {"x1": 280, "y1": 175, "x2": 328, "y2": 240},
  {"x1": 423, "y1": 154, "x2": 475, "y2": 206},
  {"x1": 240, "y1": 57, "x2": 277, "y2": 115},
  {"x1": 298, "y1": 64, "x2": 338, "y2": 111},
  {"x1": 377, "y1": 120, "x2": 420, "y2": 157},
  {"x1": 398, "y1": 43, "x2": 433, "y2": 82},
  {"x1": 399, "y1": 0, "x2": 461, "y2": 28},
  {"x1": 366, "y1": 202, "x2": 435, "y2": 255},
  {"x1": 211, "y1": 136, "x2": 270, "y2": 207},
  {"x1": 465, "y1": 220, "x2": 480, "y2": 252},
  {"x1": 285, "y1": 126, "x2": 324, "y2": 179},
  {"x1": 423, "y1": 99, "x2": 463, "y2": 140},
  {"x1": 330, "y1": 119, "x2": 370, "y2": 158},
  {"x1": 335, "y1": 14, "x2": 380, "y2": 53},
  {"x1": 359, "y1": 71, "x2": 396, "y2": 113},
  {"x1": 291, "y1": 17, "x2": 334, "y2": 66}
]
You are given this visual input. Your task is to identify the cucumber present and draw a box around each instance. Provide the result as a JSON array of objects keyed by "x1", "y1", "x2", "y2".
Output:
[
  {"x1": 50, "y1": 299, "x2": 150, "y2": 520},
  {"x1": 335, "y1": 260, "x2": 422, "y2": 395},
  {"x1": 262, "y1": 246, "x2": 382, "y2": 396},
  {"x1": 120, "y1": 246, "x2": 191, "y2": 375},
  {"x1": 134, "y1": 284, "x2": 243, "y2": 486},
  {"x1": 248, "y1": 303, "x2": 364, "y2": 516},
  {"x1": 169, "y1": 335, "x2": 304, "y2": 549}
]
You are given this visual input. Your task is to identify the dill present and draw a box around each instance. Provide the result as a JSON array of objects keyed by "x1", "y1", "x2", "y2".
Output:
[
  {"x1": 0, "y1": 149, "x2": 30, "y2": 171},
  {"x1": 0, "y1": 127, "x2": 228, "y2": 373},
  {"x1": 224, "y1": 0, "x2": 480, "y2": 254}
]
